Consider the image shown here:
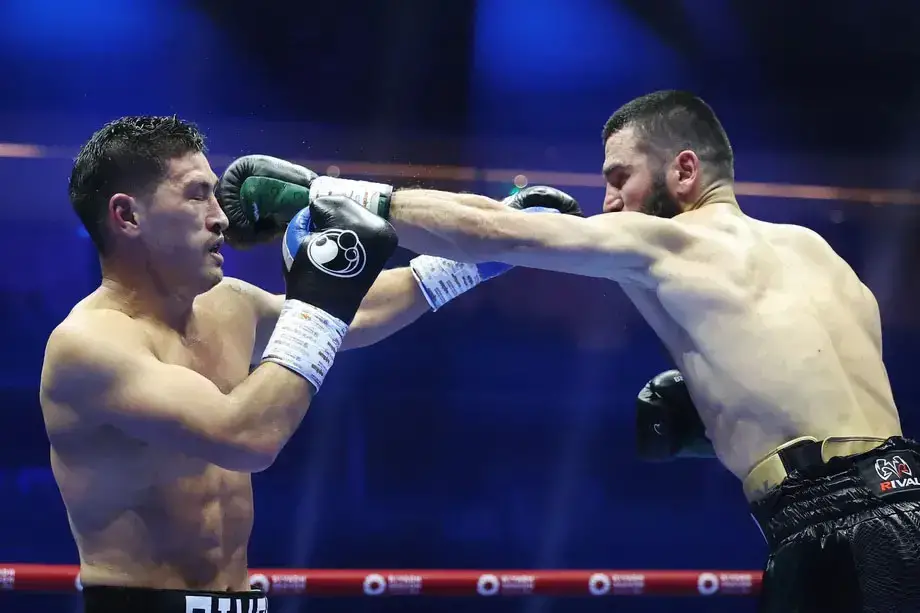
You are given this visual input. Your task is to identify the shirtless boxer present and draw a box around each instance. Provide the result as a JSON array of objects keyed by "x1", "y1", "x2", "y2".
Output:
[
  {"x1": 39, "y1": 116, "x2": 549, "y2": 613},
  {"x1": 236, "y1": 91, "x2": 920, "y2": 612}
]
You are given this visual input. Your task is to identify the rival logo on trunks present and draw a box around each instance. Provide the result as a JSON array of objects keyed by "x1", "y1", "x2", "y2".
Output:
[
  {"x1": 858, "y1": 450, "x2": 920, "y2": 498},
  {"x1": 306, "y1": 229, "x2": 366, "y2": 278},
  {"x1": 875, "y1": 456, "x2": 919, "y2": 492},
  {"x1": 875, "y1": 456, "x2": 913, "y2": 480}
]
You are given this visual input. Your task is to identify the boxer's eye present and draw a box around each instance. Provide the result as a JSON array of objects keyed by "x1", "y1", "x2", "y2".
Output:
[
  {"x1": 186, "y1": 180, "x2": 214, "y2": 201},
  {"x1": 606, "y1": 170, "x2": 626, "y2": 190}
]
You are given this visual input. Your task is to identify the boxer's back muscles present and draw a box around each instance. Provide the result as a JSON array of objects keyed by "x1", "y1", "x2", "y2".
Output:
[
  {"x1": 40, "y1": 280, "x2": 295, "y2": 590},
  {"x1": 383, "y1": 195, "x2": 901, "y2": 477},
  {"x1": 616, "y1": 203, "x2": 901, "y2": 477}
]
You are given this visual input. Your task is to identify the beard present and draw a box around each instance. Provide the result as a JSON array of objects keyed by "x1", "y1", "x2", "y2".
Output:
[{"x1": 639, "y1": 170, "x2": 683, "y2": 219}]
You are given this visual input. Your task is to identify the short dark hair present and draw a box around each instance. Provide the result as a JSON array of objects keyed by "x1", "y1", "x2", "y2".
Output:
[
  {"x1": 68, "y1": 115, "x2": 207, "y2": 254},
  {"x1": 602, "y1": 90, "x2": 734, "y2": 182}
]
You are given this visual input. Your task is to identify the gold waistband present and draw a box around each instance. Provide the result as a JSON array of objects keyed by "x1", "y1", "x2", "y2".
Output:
[{"x1": 743, "y1": 436, "x2": 887, "y2": 503}]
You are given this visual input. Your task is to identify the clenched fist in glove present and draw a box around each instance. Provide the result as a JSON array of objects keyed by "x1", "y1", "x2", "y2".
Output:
[
  {"x1": 217, "y1": 155, "x2": 396, "y2": 247},
  {"x1": 259, "y1": 195, "x2": 398, "y2": 392},
  {"x1": 217, "y1": 155, "x2": 318, "y2": 246},
  {"x1": 503, "y1": 185, "x2": 584, "y2": 217},
  {"x1": 636, "y1": 370, "x2": 715, "y2": 461}
]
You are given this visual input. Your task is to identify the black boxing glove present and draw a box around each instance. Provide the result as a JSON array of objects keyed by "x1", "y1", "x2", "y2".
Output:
[
  {"x1": 217, "y1": 155, "x2": 317, "y2": 247},
  {"x1": 636, "y1": 370, "x2": 715, "y2": 461},
  {"x1": 260, "y1": 195, "x2": 398, "y2": 392},
  {"x1": 503, "y1": 185, "x2": 584, "y2": 217}
]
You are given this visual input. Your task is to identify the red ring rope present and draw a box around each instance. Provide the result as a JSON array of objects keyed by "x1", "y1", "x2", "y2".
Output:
[{"x1": 0, "y1": 564, "x2": 761, "y2": 596}]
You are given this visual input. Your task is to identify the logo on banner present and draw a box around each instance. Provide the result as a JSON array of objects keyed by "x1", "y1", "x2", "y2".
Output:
[
  {"x1": 0, "y1": 568, "x2": 13, "y2": 590},
  {"x1": 363, "y1": 573, "x2": 423, "y2": 596},
  {"x1": 476, "y1": 574, "x2": 534, "y2": 596},
  {"x1": 588, "y1": 573, "x2": 645, "y2": 596},
  {"x1": 697, "y1": 572, "x2": 754, "y2": 596}
]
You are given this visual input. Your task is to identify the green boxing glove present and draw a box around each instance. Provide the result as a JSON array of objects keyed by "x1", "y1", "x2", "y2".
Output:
[
  {"x1": 217, "y1": 155, "x2": 397, "y2": 247},
  {"x1": 216, "y1": 155, "x2": 318, "y2": 247}
]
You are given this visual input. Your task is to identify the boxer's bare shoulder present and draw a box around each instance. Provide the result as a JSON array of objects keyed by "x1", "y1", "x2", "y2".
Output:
[
  {"x1": 39, "y1": 283, "x2": 259, "y2": 590},
  {"x1": 623, "y1": 204, "x2": 900, "y2": 476}
]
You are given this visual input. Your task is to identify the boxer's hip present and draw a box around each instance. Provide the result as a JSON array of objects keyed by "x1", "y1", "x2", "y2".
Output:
[
  {"x1": 748, "y1": 436, "x2": 920, "y2": 612},
  {"x1": 83, "y1": 585, "x2": 268, "y2": 613},
  {"x1": 743, "y1": 435, "x2": 891, "y2": 504},
  {"x1": 747, "y1": 436, "x2": 920, "y2": 547}
]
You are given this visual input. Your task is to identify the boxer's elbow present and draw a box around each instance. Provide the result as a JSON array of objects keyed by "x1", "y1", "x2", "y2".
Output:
[
  {"x1": 208, "y1": 433, "x2": 279, "y2": 473},
  {"x1": 229, "y1": 442, "x2": 279, "y2": 473},
  {"x1": 209, "y1": 411, "x2": 284, "y2": 473}
]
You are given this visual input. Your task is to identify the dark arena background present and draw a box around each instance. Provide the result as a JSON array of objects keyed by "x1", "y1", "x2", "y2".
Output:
[{"x1": 2, "y1": 1, "x2": 920, "y2": 612}]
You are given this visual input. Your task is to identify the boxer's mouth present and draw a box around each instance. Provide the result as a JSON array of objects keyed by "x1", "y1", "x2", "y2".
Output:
[{"x1": 207, "y1": 238, "x2": 224, "y2": 254}]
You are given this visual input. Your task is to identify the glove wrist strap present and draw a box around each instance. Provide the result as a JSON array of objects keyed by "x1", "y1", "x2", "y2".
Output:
[
  {"x1": 261, "y1": 299, "x2": 349, "y2": 391},
  {"x1": 409, "y1": 255, "x2": 482, "y2": 311},
  {"x1": 309, "y1": 176, "x2": 393, "y2": 219}
]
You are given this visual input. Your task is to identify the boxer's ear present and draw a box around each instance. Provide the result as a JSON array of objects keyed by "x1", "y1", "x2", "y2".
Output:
[
  {"x1": 109, "y1": 193, "x2": 140, "y2": 238},
  {"x1": 672, "y1": 150, "x2": 702, "y2": 200}
]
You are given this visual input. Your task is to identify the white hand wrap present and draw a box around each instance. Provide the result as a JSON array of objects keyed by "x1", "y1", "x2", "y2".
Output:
[
  {"x1": 261, "y1": 299, "x2": 349, "y2": 391},
  {"x1": 309, "y1": 176, "x2": 393, "y2": 219},
  {"x1": 409, "y1": 255, "x2": 482, "y2": 312}
]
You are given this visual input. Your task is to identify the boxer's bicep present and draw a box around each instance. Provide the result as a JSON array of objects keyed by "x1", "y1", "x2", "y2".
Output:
[{"x1": 342, "y1": 267, "x2": 431, "y2": 350}]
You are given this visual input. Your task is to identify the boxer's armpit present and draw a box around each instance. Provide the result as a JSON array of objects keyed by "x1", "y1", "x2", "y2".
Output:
[{"x1": 41, "y1": 314, "x2": 313, "y2": 472}]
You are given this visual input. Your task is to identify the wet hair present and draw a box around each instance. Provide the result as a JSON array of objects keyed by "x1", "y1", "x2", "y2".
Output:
[
  {"x1": 69, "y1": 115, "x2": 207, "y2": 254},
  {"x1": 602, "y1": 90, "x2": 734, "y2": 182}
]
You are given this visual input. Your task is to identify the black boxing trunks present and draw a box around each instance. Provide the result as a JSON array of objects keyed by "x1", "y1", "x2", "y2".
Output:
[
  {"x1": 749, "y1": 436, "x2": 920, "y2": 613},
  {"x1": 82, "y1": 585, "x2": 268, "y2": 613}
]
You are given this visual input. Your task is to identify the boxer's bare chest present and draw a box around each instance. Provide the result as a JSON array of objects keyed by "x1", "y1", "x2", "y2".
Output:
[
  {"x1": 64, "y1": 288, "x2": 260, "y2": 588},
  {"x1": 135, "y1": 288, "x2": 256, "y2": 485},
  {"x1": 152, "y1": 289, "x2": 256, "y2": 394}
]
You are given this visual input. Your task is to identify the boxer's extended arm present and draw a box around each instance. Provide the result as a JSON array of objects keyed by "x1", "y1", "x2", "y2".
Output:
[
  {"x1": 237, "y1": 270, "x2": 429, "y2": 359},
  {"x1": 388, "y1": 190, "x2": 698, "y2": 281},
  {"x1": 386, "y1": 189, "x2": 508, "y2": 260},
  {"x1": 41, "y1": 312, "x2": 314, "y2": 473}
]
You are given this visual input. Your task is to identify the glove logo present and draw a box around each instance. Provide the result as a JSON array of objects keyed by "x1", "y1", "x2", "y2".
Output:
[{"x1": 306, "y1": 229, "x2": 366, "y2": 278}]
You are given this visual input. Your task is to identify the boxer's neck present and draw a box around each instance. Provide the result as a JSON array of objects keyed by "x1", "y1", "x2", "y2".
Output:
[
  {"x1": 684, "y1": 182, "x2": 739, "y2": 213},
  {"x1": 99, "y1": 263, "x2": 197, "y2": 332}
]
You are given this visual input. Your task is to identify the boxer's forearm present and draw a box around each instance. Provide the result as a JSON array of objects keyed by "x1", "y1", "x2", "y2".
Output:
[
  {"x1": 341, "y1": 268, "x2": 430, "y2": 349},
  {"x1": 388, "y1": 189, "x2": 511, "y2": 260},
  {"x1": 223, "y1": 362, "x2": 316, "y2": 470}
]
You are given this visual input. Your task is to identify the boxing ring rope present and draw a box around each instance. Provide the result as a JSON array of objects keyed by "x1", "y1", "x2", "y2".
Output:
[
  {"x1": 1, "y1": 141, "x2": 919, "y2": 205},
  {"x1": 0, "y1": 564, "x2": 761, "y2": 597}
]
